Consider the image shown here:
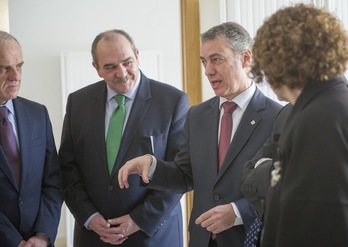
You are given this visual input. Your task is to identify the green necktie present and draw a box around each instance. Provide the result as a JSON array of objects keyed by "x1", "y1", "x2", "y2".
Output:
[{"x1": 106, "y1": 95, "x2": 126, "y2": 174}]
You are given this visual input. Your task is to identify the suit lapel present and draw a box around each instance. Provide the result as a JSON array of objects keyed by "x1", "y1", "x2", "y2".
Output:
[
  {"x1": 0, "y1": 147, "x2": 17, "y2": 189},
  {"x1": 217, "y1": 88, "x2": 265, "y2": 179},
  {"x1": 204, "y1": 98, "x2": 220, "y2": 176},
  {"x1": 90, "y1": 82, "x2": 110, "y2": 177},
  {"x1": 11, "y1": 98, "x2": 31, "y2": 190}
]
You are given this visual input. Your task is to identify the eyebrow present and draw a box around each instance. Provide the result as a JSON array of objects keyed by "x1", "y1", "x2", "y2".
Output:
[
  {"x1": 121, "y1": 57, "x2": 134, "y2": 64},
  {"x1": 200, "y1": 53, "x2": 223, "y2": 60},
  {"x1": 209, "y1": 53, "x2": 223, "y2": 58},
  {"x1": 0, "y1": 61, "x2": 24, "y2": 68},
  {"x1": 102, "y1": 57, "x2": 134, "y2": 68}
]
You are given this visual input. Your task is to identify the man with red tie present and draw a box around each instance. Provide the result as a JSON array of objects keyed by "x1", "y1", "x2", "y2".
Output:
[{"x1": 118, "y1": 22, "x2": 282, "y2": 247}]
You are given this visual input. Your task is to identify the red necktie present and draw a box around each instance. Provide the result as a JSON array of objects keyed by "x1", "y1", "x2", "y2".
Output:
[
  {"x1": 0, "y1": 106, "x2": 20, "y2": 187},
  {"x1": 218, "y1": 101, "x2": 237, "y2": 169}
]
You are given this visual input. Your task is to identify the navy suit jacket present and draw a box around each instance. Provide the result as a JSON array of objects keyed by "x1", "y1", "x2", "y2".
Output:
[
  {"x1": 0, "y1": 97, "x2": 63, "y2": 246},
  {"x1": 150, "y1": 87, "x2": 282, "y2": 247},
  {"x1": 59, "y1": 71, "x2": 190, "y2": 247}
]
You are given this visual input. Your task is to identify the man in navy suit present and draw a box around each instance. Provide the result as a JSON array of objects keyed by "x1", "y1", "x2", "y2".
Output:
[
  {"x1": 118, "y1": 22, "x2": 282, "y2": 247},
  {"x1": 59, "y1": 29, "x2": 189, "y2": 246},
  {"x1": 0, "y1": 31, "x2": 63, "y2": 246}
]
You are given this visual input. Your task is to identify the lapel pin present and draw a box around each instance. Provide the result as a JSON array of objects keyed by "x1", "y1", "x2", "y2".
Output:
[{"x1": 250, "y1": 120, "x2": 256, "y2": 125}]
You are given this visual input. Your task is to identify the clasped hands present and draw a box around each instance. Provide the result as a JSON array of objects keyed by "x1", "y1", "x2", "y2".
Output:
[
  {"x1": 118, "y1": 155, "x2": 237, "y2": 235},
  {"x1": 89, "y1": 213, "x2": 140, "y2": 245},
  {"x1": 19, "y1": 235, "x2": 49, "y2": 247}
]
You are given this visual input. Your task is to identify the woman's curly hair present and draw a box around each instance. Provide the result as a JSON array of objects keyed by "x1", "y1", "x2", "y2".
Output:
[{"x1": 250, "y1": 3, "x2": 348, "y2": 89}]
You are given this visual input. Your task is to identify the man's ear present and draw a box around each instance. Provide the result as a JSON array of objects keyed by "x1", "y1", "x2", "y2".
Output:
[
  {"x1": 241, "y1": 49, "x2": 252, "y2": 68},
  {"x1": 92, "y1": 62, "x2": 102, "y2": 78}
]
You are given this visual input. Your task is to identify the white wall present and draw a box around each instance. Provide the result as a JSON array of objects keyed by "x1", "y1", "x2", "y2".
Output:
[
  {"x1": 9, "y1": 0, "x2": 183, "y2": 139},
  {"x1": 8, "y1": 1, "x2": 182, "y2": 246},
  {"x1": 199, "y1": 0, "x2": 290, "y2": 103},
  {"x1": 0, "y1": 0, "x2": 9, "y2": 32},
  {"x1": 199, "y1": 0, "x2": 348, "y2": 103},
  {"x1": 9, "y1": 0, "x2": 348, "y2": 245},
  {"x1": 199, "y1": 0, "x2": 221, "y2": 101}
]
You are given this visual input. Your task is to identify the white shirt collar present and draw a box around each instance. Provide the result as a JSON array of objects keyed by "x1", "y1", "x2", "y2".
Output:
[
  {"x1": 219, "y1": 82, "x2": 256, "y2": 111},
  {"x1": 106, "y1": 70, "x2": 141, "y2": 102},
  {"x1": 1, "y1": 99, "x2": 15, "y2": 116}
]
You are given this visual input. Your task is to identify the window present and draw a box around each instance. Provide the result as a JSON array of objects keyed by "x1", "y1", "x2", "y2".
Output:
[{"x1": 219, "y1": 0, "x2": 348, "y2": 103}]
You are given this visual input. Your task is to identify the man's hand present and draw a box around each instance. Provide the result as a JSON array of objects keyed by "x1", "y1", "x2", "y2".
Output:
[
  {"x1": 20, "y1": 234, "x2": 49, "y2": 247},
  {"x1": 100, "y1": 214, "x2": 140, "y2": 245},
  {"x1": 19, "y1": 240, "x2": 26, "y2": 247},
  {"x1": 195, "y1": 204, "x2": 236, "y2": 235},
  {"x1": 88, "y1": 214, "x2": 125, "y2": 245},
  {"x1": 118, "y1": 155, "x2": 153, "y2": 189}
]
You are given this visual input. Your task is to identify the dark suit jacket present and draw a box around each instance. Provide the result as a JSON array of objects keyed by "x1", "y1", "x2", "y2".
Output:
[
  {"x1": 0, "y1": 97, "x2": 63, "y2": 246},
  {"x1": 149, "y1": 88, "x2": 282, "y2": 247},
  {"x1": 59, "y1": 72, "x2": 190, "y2": 247},
  {"x1": 241, "y1": 103, "x2": 292, "y2": 219},
  {"x1": 262, "y1": 76, "x2": 348, "y2": 247}
]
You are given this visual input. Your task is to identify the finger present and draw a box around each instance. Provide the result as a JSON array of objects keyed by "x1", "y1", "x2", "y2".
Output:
[
  {"x1": 206, "y1": 223, "x2": 219, "y2": 232},
  {"x1": 134, "y1": 156, "x2": 150, "y2": 184},
  {"x1": 89, "y1": 215, "x2": 110, "y2": 231},
  {"x1": 110, "y1": 236, "x2": 128, "y2": 245},
  {"x1": 140, "y1": 169, "x2": 150, "y2": 184},
  {"x1": 100, "y1": 233, "x2": 125, "y2": 244},
  {"x1": 118, "y1": 166, "x2": 130, "y2": 189},
  {"x1": 119, "y1": 157, "x2": 151, "y2": 188},
  {"x1": 195, "y1": 211, "x2": 210, "y2": 225},
  {"x1": 115, "y1": 234, "x2": 124, "y2": 240},
  {"x1": 108, "y1": 218, "x2": 122, "y2": 226},
  {"x1": 117, "y1": 236, "x2": 128, "y2": 244}
]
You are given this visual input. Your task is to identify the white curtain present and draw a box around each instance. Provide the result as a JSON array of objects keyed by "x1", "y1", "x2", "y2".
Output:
[
  {"x1": 220, "y1": 0, "x2": 348, "y2": 36},
  {"x1": 219, "y1": 0, "x2": 348, "y2": 103}
]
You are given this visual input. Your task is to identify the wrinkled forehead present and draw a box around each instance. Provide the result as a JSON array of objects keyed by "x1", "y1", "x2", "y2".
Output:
[
  {"x1": 0, "y1": 41, "x2": 23, "y2": 64},
  {"x1": 200, "y1": 36, "x2": 232, "y2": 58}
]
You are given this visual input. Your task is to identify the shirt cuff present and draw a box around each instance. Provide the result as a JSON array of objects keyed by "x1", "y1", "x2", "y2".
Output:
[
  {"x1": 147, "y1": 155, "x2": 157, "y2": 179},
  {"x1": 84, "y1": 212, "x2": 100, "y2": 229},
  {"x1": 231, "y1": 203, "x2": 243, "y2": 226}
]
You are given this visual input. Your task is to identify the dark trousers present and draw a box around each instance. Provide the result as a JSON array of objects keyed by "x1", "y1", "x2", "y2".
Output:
[{"x1": 209, "y1": 238, "x2": 217, "y2": 247}]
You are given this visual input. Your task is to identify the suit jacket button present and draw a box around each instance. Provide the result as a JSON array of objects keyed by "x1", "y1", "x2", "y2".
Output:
[
  {"x1": 214, "y1": 195, "x2": 220, "y2": 201},
  {"x1": 108, "y1": 185, "x2": 113, "y2": 191},
  {"x1": 18, "y1": 198, "x2": 22, "y2": 205}
]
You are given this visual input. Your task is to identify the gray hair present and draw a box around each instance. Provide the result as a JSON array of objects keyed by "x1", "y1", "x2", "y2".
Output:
[
  {"x1": 201, "y1": 22, "x2": 252, "y2": 55},
  {"x1": 91, "y1": 29, "x2": 137, "y2": 66},
  {"x1": 0, "y1": 31, "x2": 20, "y2": 45}
]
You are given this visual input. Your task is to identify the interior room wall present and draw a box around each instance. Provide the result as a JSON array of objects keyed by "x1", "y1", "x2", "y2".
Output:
[
  {"x1": 0, "y1": 0, "x2": 9, "y2": 32},
  {"x1": 199, "y1": 0, "x2": 221, "y2": 101},
  {"x1": 8, "y1": 1, "x2": 182, "y2": 246},
  {"x1": 199, "y1": 0, "x2": 348, "y2": 103}
]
